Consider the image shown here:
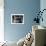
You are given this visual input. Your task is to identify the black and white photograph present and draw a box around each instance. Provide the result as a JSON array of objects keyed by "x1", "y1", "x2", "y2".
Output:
[{"x1": 11, "y1": 14, "x2": 24, "y2": 24}]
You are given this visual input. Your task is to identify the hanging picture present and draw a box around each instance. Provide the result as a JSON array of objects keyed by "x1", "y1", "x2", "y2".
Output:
[{"x1": 11, "y1": 14, "x2": 24, "y2": 24}]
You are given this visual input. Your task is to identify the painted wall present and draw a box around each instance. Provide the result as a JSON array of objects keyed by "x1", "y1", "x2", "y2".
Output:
[
  {"x1": 4, "y1": 0, "x2": 40, "y2": 42},
  {"x1": 0, "y1": 0, "x2": 4, "y2": 42},
  {"x1": 40, "y1": 0, "x2": 46, "y2": 27}
]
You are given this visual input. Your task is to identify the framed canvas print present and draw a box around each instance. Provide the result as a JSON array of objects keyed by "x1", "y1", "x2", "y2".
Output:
[{"x1": 11, "y1": 14, "x2": 24, "y2": 24}]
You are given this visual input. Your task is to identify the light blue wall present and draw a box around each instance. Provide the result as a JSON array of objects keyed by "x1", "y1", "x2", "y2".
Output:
[
  {"x1": 40, "y1": 0, "x2": 46, "y2": 27},
  {"x1": 4, "y1": 0, "x2": 40, "y2": 42}
]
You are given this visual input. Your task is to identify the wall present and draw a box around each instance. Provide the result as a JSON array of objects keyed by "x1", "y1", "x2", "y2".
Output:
[
  {"x1": 4, "y1": 0, "x2": 40, "y2": 42},
  {"x1": 0, "y1": 0, "x2": 4, "y2": 42},
  {"x1": 40, "y1": 0, "x2": 46, "y2": 27}
]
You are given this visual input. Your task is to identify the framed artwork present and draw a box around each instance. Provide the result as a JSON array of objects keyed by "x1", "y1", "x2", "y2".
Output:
[{"x1": 11, "y1": 14, "x2": 24, "y2": 24}]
